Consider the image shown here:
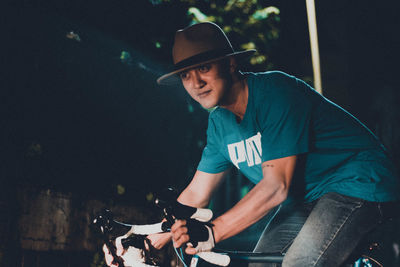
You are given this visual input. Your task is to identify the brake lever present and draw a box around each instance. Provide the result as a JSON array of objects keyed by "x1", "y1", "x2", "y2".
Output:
[{"x1": 92, "y1": 209, "x2": 126, "y2": 267}]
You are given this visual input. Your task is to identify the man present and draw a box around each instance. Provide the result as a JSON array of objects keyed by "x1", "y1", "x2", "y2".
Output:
[{"x1": 107, "y1": 22, "x2": 400, "y2": 266}]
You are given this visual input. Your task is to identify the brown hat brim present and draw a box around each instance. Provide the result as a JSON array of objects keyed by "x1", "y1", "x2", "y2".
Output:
[{"x1": 157, "y1": 49, "x2": 256, "y2": 85}]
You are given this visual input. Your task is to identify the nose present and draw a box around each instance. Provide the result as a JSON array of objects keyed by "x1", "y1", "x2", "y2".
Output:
[{"x1": 192, "y1": 71, "x2": 206, "y2": 89}]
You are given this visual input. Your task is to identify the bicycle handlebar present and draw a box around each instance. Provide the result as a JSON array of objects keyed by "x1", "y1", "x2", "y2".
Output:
[
  {"x1": 214, "y1": 250, "x2": 284, "y2": 263},
  {"x1": 92, "y1": 188, "x2": 234, "y2": 266},
  {"x1": 153, "y1": 188, "x2": 232, "y2": 266}
]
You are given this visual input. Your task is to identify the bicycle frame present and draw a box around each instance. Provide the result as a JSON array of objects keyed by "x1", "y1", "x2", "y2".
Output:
[
  {"x1": 191, "y1": 251, "x2": 284, "y2": 266},
  {"x1": 190, "y1": 250, "x2": 383, "y2": 267}
]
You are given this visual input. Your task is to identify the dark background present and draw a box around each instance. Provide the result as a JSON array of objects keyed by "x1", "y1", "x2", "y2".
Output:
[
  {"x1": 0, "y1": 0, "x2": 399, "y2": 266},
  {"x1": 1, "y1": 0, "x2": 398, "y2": 198}
]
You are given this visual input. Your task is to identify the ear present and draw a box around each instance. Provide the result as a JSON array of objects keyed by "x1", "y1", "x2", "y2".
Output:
[{"x1": 229, "y1": 57, "x2": 238, "y2": 74}]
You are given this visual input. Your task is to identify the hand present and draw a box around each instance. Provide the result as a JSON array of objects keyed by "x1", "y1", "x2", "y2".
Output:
[
  {"x1": 171, "y1": 219, "x2": 215, "y2": 255},
  {"x1": 146, "y1": 232, "x2": 172, "y2": 249},
  {"x1": 102, "y1": 236, "x2": 127, "y2": 267},
  {"x1": 102, "y1": 244, "x2": 120, "y2": 267}
]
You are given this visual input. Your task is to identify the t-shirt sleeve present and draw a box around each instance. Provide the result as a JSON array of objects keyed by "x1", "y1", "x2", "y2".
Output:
[
  {"x1": 257, "y1": 72, "x2": 313, "y2": 161},
  {"x1": 197, "y1": 115, "x2": 232, "y2": 173}
]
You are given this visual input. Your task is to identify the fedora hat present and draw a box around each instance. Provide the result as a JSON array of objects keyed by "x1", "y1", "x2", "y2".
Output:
[{"x1": 157, "y1": 22, "x2": 256, "y2": 85}]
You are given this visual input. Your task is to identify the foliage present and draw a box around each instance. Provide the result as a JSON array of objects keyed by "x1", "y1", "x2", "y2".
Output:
[{"x1": 155, "y1": 0, "x2": 280, "y2": 71}]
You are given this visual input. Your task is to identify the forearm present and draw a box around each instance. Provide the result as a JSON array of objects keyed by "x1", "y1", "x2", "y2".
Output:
[
  {"x1": 177, "y1": 187, "x2": 210, "y2": 208},
  {"x1": 212, "y1": 177, "x2": 288, "y2": 243},
  {"x1": 177, "y1": 170, "x2": 229, "y2": 208}
]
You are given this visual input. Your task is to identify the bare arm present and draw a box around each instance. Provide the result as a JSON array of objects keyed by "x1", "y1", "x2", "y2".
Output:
[
  {"x1": 177, "y1": 169, "x2": 230, "y2": 208},
  {"x1": 211, "y1": 155, "x2": 297, "y2": 243},
  {"x1": 171, "y1": 155, "x2": 297, "y2": 252}
]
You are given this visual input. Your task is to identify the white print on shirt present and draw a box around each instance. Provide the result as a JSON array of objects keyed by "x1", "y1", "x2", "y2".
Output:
[{"x1": 227, "y1": 132, "x2": 262, "y2": 169}]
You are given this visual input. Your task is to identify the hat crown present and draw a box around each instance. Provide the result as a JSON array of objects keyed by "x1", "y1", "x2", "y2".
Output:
[
  {"x1": 157, "y1": 22, "x2": 255, "y2": 85},
  {"x1": 172, "y1": 22, "x2": 234, "y2": 64}
]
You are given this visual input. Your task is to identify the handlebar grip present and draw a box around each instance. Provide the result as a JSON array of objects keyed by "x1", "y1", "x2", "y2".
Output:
[
  {"x1": 130, "y1": 222, "x2": 165, "y2": 235},
  {"x1": 196, "y1": 251, "x2": 231, "y2": 266}
]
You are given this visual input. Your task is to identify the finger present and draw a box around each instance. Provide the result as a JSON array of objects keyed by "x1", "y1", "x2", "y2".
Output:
[
  {"x1": 171, "y1": 227, "x2": 188, "y2": 244},
  {"x1": 115, "y1": 236, "x2": 126, "y2": 256},
  {"x1": 102, "y1": 244, "x2": 110, "y2": 254},
  {"x1": 147, "y1": 232, "x2": 170, "y2": 243},
  {"x1": 102, "y1": 245, "x2": 114, "y2": 266},
  {"x1": 171, "y1": 219, "x2": 187, "y2": 232},
  {"x1": 185, "y1": 246, "x2": 197, "y2": 255},
  {"x1": 148, "y1": 233, "x2": 172, "y2": 249},
  {"x1": 104, "y1": 251, "x2": 114, "y2": 266},
  {"x1": 144, "y1": 239, "x2": 150, "y2": 250},
  {"x1": 173, "y1": 233, "x2": 190, "y2": 248},
  {"x1": 172, "y1": 225, "x2": 188, "y2": 238}
]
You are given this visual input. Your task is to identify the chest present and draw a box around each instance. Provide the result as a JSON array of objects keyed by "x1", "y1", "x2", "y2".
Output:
[{"x1": 218, "y1": 117, "x2": 263, "y2": 170}]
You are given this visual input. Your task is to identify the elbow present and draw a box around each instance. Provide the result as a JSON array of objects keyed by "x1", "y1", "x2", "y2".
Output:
[
  {"x1": 273, "y1": 183, "x2": 289, "y2": 206},
  {"x1": 255, "y1": 183, "x2": 288, "y2": 216},
  {"x1": 277, "y1": 186, "x2": 289, "y2": 204},
  {"x1": 178, "y1": 188, "x2": 210, "y2": 208}
]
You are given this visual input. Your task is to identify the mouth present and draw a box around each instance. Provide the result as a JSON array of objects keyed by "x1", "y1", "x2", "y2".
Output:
[{"x1": 198, "y1": 90, "x2": 212, "y2": 98}]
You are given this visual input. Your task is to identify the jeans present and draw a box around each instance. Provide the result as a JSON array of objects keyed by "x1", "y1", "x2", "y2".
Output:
[{"x1": 249, "y1": 192, "x2": 386, "y2": 267}]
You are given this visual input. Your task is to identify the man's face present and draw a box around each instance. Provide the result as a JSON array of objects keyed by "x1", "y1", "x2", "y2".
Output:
[{"x1": 179, "y1": 60, "x2": 232, "y2": 109}]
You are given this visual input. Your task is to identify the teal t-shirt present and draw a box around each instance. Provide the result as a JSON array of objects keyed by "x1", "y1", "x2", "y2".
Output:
[{"x1": 197, "y1": 71, "x2": 400, "y2": 202}]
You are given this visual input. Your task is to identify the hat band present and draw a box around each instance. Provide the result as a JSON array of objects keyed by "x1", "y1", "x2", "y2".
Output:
[{"x1": 174, "y1": 48, "x2": 233, "y2": 71}]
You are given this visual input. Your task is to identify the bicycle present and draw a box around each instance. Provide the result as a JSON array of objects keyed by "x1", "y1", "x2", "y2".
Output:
[{"x1": 92, "y1": 188, "x2": 395, "y2": 267}]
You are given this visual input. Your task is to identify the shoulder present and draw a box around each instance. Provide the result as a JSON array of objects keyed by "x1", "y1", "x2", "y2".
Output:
[
  {"x1": 247, "y1": 71, "x2": 302, "y2": 101},
  {"x1": 249, "y1": 71, "x2": 319, "y2": 99},
  {"x1": 246, "y1": 71, "x2": 297, "y2": 86},
  {"x1": 206, "y1": 107, "x2": 229, "y2": 131},
  {"x1": 208, "y1": 107, "x2": 223, "y2": 121},
  {"x1": 205, "y1": 108, "x2": 233, "y2": 144},
  {"x1": 248, "y1": 72, "x2": 318, "y2": 119},
  {"x1": 247, "y1": 71, "x2": 303, "y2": 98},
  {"x1": 208, "y1": 106, "x2": 231, "y2": 121}
]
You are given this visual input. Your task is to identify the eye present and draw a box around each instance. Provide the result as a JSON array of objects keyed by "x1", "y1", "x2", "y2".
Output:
[
  {"x1": 179, "y1": 71, "x2": 189, "y2": 80},
  {"x1": 198, "y1": 64, "x2": 211, "y2": 73}
]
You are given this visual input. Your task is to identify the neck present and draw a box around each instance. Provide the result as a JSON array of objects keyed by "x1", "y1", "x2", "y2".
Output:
[{"x1": 220, "y1": 73, "x2": 248, "y2": 121}]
